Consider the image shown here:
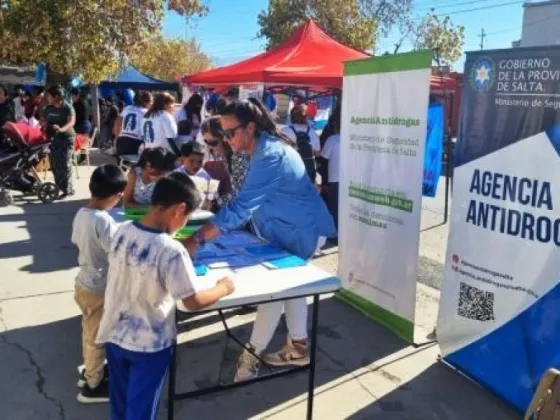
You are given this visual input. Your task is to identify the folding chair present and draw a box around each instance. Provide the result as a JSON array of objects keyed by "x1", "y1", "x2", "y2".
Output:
[{"x1": 73, "y1": 126, "x2": 98, "y2": 179}]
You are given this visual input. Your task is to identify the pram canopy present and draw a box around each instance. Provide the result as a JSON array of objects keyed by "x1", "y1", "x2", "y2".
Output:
[{"x1": 2, "y1": 122, "x2": 46, "y2": 148}]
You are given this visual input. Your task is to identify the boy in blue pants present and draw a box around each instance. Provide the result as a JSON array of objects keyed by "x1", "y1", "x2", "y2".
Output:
[{"x1": 96, "y1": 172, "x2": 235, "y2": 420}]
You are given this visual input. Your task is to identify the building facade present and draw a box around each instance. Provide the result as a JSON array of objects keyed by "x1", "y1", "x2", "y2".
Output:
[{"x1": 515, "y1": 0, "x2": 560, "y2": 47}]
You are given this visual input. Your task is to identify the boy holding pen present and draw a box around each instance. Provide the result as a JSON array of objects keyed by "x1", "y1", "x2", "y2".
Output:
[{"x1": 96, "y1": 172, "x2": 234, "y2": 420}]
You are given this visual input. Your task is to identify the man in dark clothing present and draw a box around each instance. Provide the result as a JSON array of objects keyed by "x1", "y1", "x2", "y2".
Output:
[
  {"x1": 71, "y1": 88, "x2": 91, "y2": 135},
  {"x1": 0, "y1": 85, "x2": 15, "y2": 127}
]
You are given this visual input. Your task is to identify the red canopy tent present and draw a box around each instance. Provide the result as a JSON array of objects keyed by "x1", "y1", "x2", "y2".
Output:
[{"x1": 186, "y1": 19, "x2": 368, "y2": 89}]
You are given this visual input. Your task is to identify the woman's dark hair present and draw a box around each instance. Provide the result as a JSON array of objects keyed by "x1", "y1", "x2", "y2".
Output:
[
  {"x1": 290, "y1": 104, "x2": 308, "y2": 125},
  {"x1": 134, "y1": 90, "x2": 152, "y2": 108},
  {"x1": 137, "y1": 147, "x2": 177, "y2": 172},
  {"x1": 145, "y1": 92, "x2": 175, "y2": 118},
  {"x1": 152, "y1": 172, "x2": 201, "y2": 213},
  {"x1": 183, "y1": 93, "x2": 203, "y2": 124},
  {"x1": 89, "y1": 164, "x2": 127, "y2": 199},
  {"x1": 0, "y1": 85, "x2": 8, "y2": 97},
  {"x1": 222, "y1": 98, "x2": 294, "y2": 146},
  {"x1": 200, "y1": 116, "x2": 224, "y2": 140},
  {"x1": 70, "y1": 87, "x2": 81, "y2": 96},
  {"x1": 47, "y1": 85, "x2": 65, "y2": 100}
]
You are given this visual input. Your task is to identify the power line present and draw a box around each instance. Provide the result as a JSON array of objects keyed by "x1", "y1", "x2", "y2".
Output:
[
  {"x1": 416, "y1": 0, "x2": 496, "y2": 12},
  {"x1": 438, "y1": 1, "x2": 524, "y2": 17},
  {"x1": 485, "y1": 10, "x2": 560, "y2": 35}
]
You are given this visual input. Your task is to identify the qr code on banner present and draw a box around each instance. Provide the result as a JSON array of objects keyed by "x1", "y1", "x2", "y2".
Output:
[{"x1": 457, "y1": 282, "x2": 495, "y2": 321}]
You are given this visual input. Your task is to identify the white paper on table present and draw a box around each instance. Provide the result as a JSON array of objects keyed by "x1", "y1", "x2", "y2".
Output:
[{"x1": 233, "y1": 264, "x2": 270, "y2": 275}]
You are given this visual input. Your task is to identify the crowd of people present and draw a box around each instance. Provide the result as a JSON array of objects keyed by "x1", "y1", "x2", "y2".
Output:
[
  {"x1": 0, "y1": 83, "x2": 341, "y2": 222},
  {"x1": 69, "y1": 91, "x2": 341, "y2": 420}
]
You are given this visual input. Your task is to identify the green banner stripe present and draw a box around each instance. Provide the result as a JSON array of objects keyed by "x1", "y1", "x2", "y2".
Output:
[
  {"x1": 337, "y1": 289, "x2": 414, "y2": 342},
  {"x1": 344, "y1": 50, "x2": 433, "y2": 76}
]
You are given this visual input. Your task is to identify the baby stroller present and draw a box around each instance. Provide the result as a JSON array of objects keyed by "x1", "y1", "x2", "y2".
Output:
[{"x1": 0, "y1": 122, "x2": 59, "y2": 206}]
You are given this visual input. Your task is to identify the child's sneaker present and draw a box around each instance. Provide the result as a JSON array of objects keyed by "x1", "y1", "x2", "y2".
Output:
[
  {"x1": 263, "y1": 338, "x2": 310, "y2": 367},
  {"x1": 234, "y1": 346, "x2": 260, "y2": 383},
  {"x1": 77, "y1": 364, "x2": 109, "y2": 388},
  {"x1": 77, "y1": 380, "x2": 109, "y2": 404}
]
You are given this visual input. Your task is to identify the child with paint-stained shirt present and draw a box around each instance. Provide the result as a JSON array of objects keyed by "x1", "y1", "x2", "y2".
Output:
[
  {"x1": 96, "y1": 172, "x2": 234, "y2": 420},
  {"x1": 72, "y1": 164, "x2": 127, "y2": 403}
]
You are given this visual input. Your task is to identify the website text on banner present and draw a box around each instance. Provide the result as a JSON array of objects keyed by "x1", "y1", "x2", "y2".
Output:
[
  {"x1": 338, "y1": 51, "x2": 432, "y2": 342},
  {"x1": 437, "y1": 46, "x2": 560, "y2": 412}
]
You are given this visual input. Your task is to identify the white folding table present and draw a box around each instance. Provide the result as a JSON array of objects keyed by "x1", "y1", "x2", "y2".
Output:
[{"x1": 170, "y1": 265, "x2": 341, "y2": 420}]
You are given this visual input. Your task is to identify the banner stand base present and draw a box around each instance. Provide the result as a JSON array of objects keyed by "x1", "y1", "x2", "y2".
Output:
[{"x1": 337, "y1": 289, "x2": 415, "y2": 343}]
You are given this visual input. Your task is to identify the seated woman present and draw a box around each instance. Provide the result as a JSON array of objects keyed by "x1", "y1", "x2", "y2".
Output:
[
  {"x1": 200, "y1": 116, "x2": 250, "y2": 210},
  {"x1": 122, "y1": 147, "x2": 176, "y2": 208}
]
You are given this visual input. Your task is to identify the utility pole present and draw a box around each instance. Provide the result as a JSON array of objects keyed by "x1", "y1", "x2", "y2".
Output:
[{"x1": 479, "y1": 28, "x2": 486, "y2": 50}]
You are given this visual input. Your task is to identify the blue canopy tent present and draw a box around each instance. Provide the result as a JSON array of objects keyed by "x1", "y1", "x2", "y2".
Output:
[{"x1": 99, "y1": 66, "x2": 177, "y2": 91}]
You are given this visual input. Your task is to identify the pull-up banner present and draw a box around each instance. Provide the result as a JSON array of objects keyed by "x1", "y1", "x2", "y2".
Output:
[
  {"x1": 338, "y1": 51, "x2": 432, "y2": 342},
  {"x1": 437, "y1": 47, "x2": 560, "y2": 412}
]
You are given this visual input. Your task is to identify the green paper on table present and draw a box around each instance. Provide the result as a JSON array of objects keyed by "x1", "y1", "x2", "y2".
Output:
[
  {"x1": 122, "y1": 208, "x2": 199, "y2": 239},
  {"x1": 124, "y1": 208, "x2": 149, "y2": 221}
]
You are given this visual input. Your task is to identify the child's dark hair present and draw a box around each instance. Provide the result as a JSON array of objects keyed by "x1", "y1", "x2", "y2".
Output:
[
  {"x1": 137, "y1": 147, "x2": 177, "y2": 172},
  {"x1": 151, "y1": 172, "x2": 201, "y2": 213},
  {"x1": 89, "y1": 164, "x2": 127, "y2": 199},
  {"x1": 180, "y1": 142, "x2": 205, "y2": 157}
]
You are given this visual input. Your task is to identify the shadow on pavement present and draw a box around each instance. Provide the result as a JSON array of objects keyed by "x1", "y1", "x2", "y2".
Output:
[
  {"x1": 0, "y1": 295, "x2": 522, "y2": 420},
  {"x1": 0, "y1": 199, "x2": 86, "y2": 273}
]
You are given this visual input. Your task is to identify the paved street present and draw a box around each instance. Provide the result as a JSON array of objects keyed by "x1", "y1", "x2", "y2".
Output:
[{"x1": 0, "y1": 151, "x2": 521, "y2": 419}]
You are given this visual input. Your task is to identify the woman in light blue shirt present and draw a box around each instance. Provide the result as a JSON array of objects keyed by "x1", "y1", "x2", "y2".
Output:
[{"x1": 185, "y1": 99, "x2": 335, "y2": 382}]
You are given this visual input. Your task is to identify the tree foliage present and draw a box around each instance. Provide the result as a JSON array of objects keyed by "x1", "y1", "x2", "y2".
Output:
[
  {"x1": 129, "y1": 34, "x2": 211, "y2": 81},
  {"x1": 413, "y1": 13, "x2": 465, "y2": 66},
  {"x1": 257, "y1": 0, "x2": 413, "y2": 52},
  {"x1": 0, "y1": 0, "x2": 207, "y2": 83}
]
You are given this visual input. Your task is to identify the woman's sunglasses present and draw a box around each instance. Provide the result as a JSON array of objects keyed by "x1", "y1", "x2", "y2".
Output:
[
  {"x1": 223, "y1": 125, "x2": 244, "y2": 140},
  {"x1": 204, "y1": 138, "x2": 220, "y2": 147}
]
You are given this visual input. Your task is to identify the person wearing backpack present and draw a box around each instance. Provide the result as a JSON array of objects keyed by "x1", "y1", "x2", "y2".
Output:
[{"x1": 281, "y1": 104, "x2": 320, "y2": 183}]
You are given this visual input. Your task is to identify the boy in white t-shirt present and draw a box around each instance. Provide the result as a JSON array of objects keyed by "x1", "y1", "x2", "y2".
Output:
[
  {"x1": 72, "y1": 164, "x2": 127, "y2": 403},
  {"x1": 176, "y1": 142, "x2": 218, "y2": 210},
  {"x1": 96, "y1": 173, "x2": 234, "y2": 420},
  {"x1": 321, "y1": 123, "x2": 341, "y2": 237}
]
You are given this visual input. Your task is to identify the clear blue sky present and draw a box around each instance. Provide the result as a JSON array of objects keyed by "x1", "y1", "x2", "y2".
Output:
[{"x1": 163, "y1": 0, "x2": 529, "y2": 71}]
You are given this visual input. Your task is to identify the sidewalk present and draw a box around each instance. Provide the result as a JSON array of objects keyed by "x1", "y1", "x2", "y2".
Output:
[{"x1": 0, "y1": 151, "x2": 521, "y2": 419}]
